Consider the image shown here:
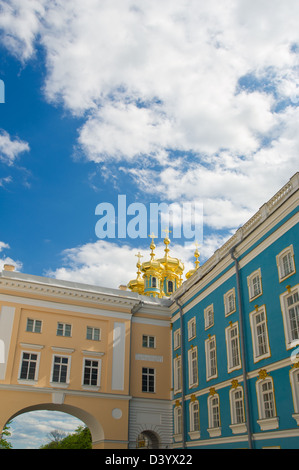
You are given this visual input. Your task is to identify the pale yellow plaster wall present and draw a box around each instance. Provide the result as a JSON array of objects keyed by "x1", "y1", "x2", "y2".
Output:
[{"x1": 130, "y1": 321, "x2": 171, "y2": 400}]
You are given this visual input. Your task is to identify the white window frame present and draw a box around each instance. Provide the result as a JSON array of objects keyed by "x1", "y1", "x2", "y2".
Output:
[
  {"x1": 225, "y1": 322, "x2": 241, "y2": 373},
  {"x1": 280, "y1": 285, "x2": 299, "y2": 349},
  {"x1": 142, "y1": 367, "x2": 155, "y2": 393},
  {"x1": 247, "y1": 268, "x2": 263, "y2": 301},
  {"x1": 189, "y1": 400, "x2": 200, "y2": 439},
  {"x1": 173, "y1": 356, "x2": 182, "y2": 393},
  {"x1": 229, "y1": 386, "x2": 247, "y2": 434},
  {"x1": 86, "y1": 326, "x2": 101, "y2": 341},
  {"x1": 256, "y1": 376, "x2": 279, "y2": 431},
  {"x1": 174, "y1": 405, "x2": 182, "y2": 440},
  {"x1": 188, "y1": 347, "x2": 198, "y2": 388},
  {"x1": 82, "y1": 357, "x2": 101, "y2": 389},
  {"x1": 26, "y1": 318, "x2": 42, "y2": 333},
  {"x1": 224, "y1": 288, "x2": 236, "y2": 316},
  {"x1": 207, "y1": 393, "x2": 221, "y2": 437},
  {"x1": 205, "y1": 335, "x2": 218, "y2": 381},
  {"x1": 18, "y1": 350, "x2": 41, "y2": 383},
  {"x1": 290, "y1": 367, "x2": 299, "y2": 425},
  {"x1": 50, "y1": 354, "x2": 71, "y2": 388},
  {"x1": 188, "y1": 317, "x2": 196, "y2": 340},
  {"x1": 276, "y1": 245, "x2": 296, "y2": 282},
  {"x1": 142, "y1": 335, "x2": 156, "y2": 349},
  {"x1": 173, "y1": 329, "x2": 181, "y2": 350},
  {"x1": 56, "y1": 322, "x2": 72, "y2": 337},
  {"x1": 204, "y1": 304, "x2": 214, "y2": 330},
  {"x1": 249, "y1": 305, "x2": 271, "y2": 363}
]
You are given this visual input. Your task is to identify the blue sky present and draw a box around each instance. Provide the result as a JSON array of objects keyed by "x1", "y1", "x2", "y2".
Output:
[{"x1": 0, "y1": 0, "x2": 299, "y2": 448}]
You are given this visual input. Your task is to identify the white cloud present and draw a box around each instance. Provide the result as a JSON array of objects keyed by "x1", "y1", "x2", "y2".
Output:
[
  {"x1": 0, "y1": 241, "x2": 23, "y2": 271},
  {"x1": 0, "y1": 130, "x2": 30, "y2": 165},
  {"x1": 0, "y1": 0, "x2": 46, "y2": 60},
  {"x1": 1, "y1": 0, "x2": 299, "y2": 234},
  {"x1": 9, "y1": 410, "x2": 83, "y2": 449},
  {"x1": 47, "y1": 233, "x2": 231, "y2": 289}
]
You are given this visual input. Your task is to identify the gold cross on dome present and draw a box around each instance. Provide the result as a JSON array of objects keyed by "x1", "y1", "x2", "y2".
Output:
[
  {"x1": 148, "y1": 232, "x2": 157, "y2": 243},
  {"x1": 135, "y1": 252, "x2": 143, "y2": 264},
  {"x1": 162, "y1": 228, "x2": 172, "y2": 237}
]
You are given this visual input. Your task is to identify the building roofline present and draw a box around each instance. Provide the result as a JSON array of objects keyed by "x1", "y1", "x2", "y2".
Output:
[{"x1": 171, "y1": 172, "x2": 299, "y2": 303}]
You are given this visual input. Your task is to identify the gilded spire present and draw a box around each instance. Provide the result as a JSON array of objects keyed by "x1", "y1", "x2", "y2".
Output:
[
  {"x1": 186, "y1": 242, "x2": 200, "y2": 279},
  {"x1": 148, "y1": 232, "x2": 157, "y2": 262},
  {"x1": 162, "y1": 228, "x2": 172, "y2": 258},
  {"x1": 135, "y1": 252, "x2": 143, "y2": 279}
]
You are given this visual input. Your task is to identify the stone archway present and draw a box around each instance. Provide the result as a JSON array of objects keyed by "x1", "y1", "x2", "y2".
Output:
[
  {"x1": 137, "y1": 430, "x2": 160, "y2": 449},
  {"x1": 5, "y1": 403, "x2": 104, "y2": 448}
]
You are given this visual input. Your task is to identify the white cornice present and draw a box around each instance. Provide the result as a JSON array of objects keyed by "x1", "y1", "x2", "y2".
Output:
[
  {"x1": 0, "y1": 293, "x2": 133, "y2": 321},
  {"x1": 0, "y1": 274, "x2": 140, "y2": 310}
]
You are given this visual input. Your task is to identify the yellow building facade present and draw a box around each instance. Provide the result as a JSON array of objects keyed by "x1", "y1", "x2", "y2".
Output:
[{"x1": 0, "y1": 262, "x2": 172, "y2": 449}]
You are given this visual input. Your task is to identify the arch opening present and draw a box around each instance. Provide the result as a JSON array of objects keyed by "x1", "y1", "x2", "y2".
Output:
[
  {"x1": 5, "y1": 403, "x2": 104, "y2": 449},
  {"x1": 137, "y1": 430, "x2": 160, "y2": 449}
]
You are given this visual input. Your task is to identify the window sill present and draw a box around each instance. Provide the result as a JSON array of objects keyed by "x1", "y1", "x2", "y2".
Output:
[
  {"x1": 81, "y1": 385, "x2": 100, "y2": 391},
  {"x1": 18, "y1": 379, "x2": 38, "y2": 385},
  {"x1": 188, "y1": 430, "x2": 201, "y2": 440},
  {"x1": 292, "y1": 413, "x2": 299, "y2": 425},
  {"x1": 257, "y1": 417, "x2": 279, "y2": 431},
  {"x1": 173, "y1": 434, "x2": 182, "y2": 442},
  {"x1": 229, "y1": 422, "x2": 247, "y2": 434},
  {"x1": 207, "y1": 427, "x2": 221, "y2": 438},
  {"x1": 50, "y1": 382, "x2": 69, "y2": 389}
]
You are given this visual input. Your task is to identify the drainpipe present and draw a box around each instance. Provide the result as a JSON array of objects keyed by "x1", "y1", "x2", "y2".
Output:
[
  {"x1": 175, "y1": 298, "x2": 186, "y2": 449},
  {"x1": 230, "y1": 246, "x2": 253, "y2": 449}
]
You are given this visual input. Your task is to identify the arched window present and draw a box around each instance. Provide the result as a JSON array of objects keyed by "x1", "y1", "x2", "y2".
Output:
[
  {"x1": 168, "y1": 280, "x2": 173, "y2": 293},
  {"x1": 174, "y1": 405, "x2": 182, "y2": 438},
  {"x1": 229, "y1": 385, "x2": 247, "y2": 434},
  {"x1": 290, "y1": 368, "x2": 299, "y2": 425},
  {"x1": 207, "y1": 393, "x2": 221, "y2": 437},
  {"x1": 189, "y1": 400, "x2": 200, "y2": 439},
  {"x1": 152, "y1": 277, "x2": 157, "y2": 288},
  {"x1": 256, "y1": 375, "x2": 279, "y2": 431}
]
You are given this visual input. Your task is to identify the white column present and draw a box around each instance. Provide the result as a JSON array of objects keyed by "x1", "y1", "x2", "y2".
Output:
[
  {"x1": 111, "y1": 322, "x2": 126, "y2": 391},
  {"x1": 0, "y1": 306, "x2": 15, "y2": 380}
]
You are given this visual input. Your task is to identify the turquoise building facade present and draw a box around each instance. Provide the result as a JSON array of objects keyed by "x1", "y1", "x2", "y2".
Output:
[{"x1": 170, "y1": 173, "x2": 299, "y2": 449}]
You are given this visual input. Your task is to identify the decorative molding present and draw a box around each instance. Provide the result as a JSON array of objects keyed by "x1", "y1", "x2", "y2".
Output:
[{"x1": 135, "y1": 354, "x2": 163, "y2": 363}]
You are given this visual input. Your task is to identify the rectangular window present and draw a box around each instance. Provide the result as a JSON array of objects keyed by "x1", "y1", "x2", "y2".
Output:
[
  {"x1": 226, "y1": 323, "x2": 241, "y2": 372},
  {"x1": 26, "y1": 318, "x2": 42, "y2": 333},
  {"x1": 250, "y1": 306, "x2": 270, "y2": 362},
  {"x1": 247, "y1": 269, "x2": 262, "y2": 300},
  {"x1": 57, "y1": 323, "x2": 72, "y2": 337},
  {"x1": 173, "y1": 329, "x2": 181, "y2": 349},
  {"x1": 188, "y1": 318, "x2": 196, "y2": 340},
  {"x1": 188, "y1": 348, "x2": 198, "y2": 387},
  {"x1": 204, "y1": 305, "x2": 214, "y2": 329},
  {"x1": 52, "y1": 356, "x2": 69, "y2": 383},
  {"x1": 83, "y1": 359, "x2": 100, "y2": 386},
  {"x1": 86, "y1": 327, "x2": 100, "y2": 341},
  {"x1": 174, "y1": 356, "x2": 181, "y2": 393},
  {"x1": 287, "y1": 291, "x2": 299, "y2": 342},
  {"x1": 19, "y1": 352, "x2": 38, "y2": 380},
  {"x1": 277, "y1": 245, "x2": 295, "y2": 281},
  {"x1": 224, "y1": 289, "x2": 236, "y2": 316},
  {"x1": 142, "y1": 335, "x2": 156, "y2": 348},
  {"x1": 205, "y1": 336, "x2": 217, "y2": 380},
  {"x1": 142, "y1": 367, "x2": 155, "y2": 392},
  {"x1": 280, "y1": 286, "x2": 299, "y2": 347}
]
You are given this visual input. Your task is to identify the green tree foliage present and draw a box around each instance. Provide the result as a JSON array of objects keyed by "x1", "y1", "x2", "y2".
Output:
[
  {"x1": 0, "y1": 421, "x2": 12, "y2": 449},
  {"x1": 40, "y1": 426, "x2": 92, "y2": 449}
]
